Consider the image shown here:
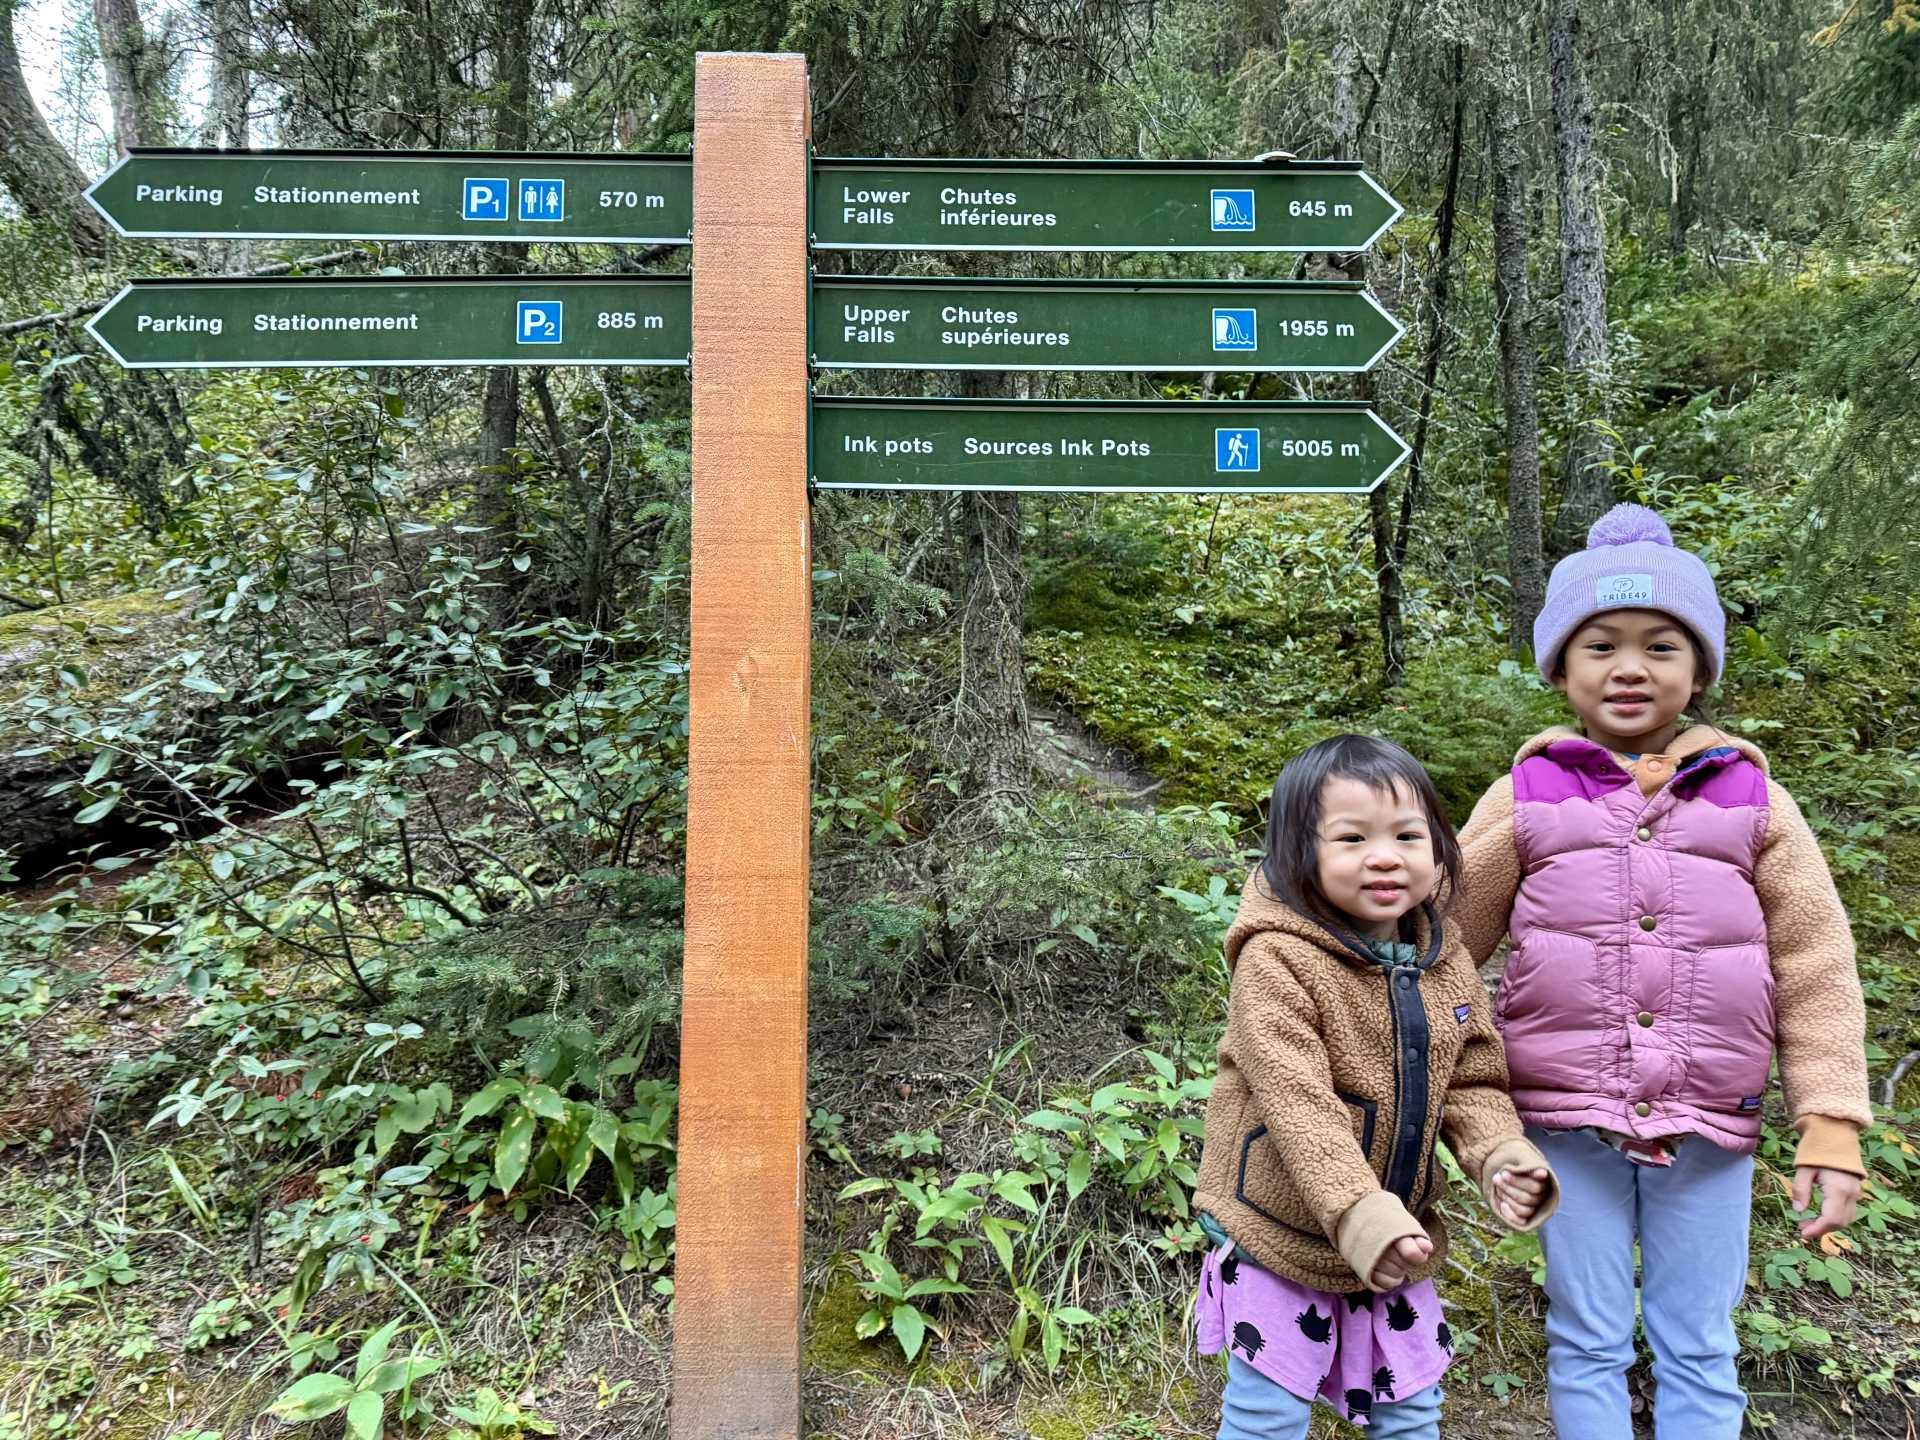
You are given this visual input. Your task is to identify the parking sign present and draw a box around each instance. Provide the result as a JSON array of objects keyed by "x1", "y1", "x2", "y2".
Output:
[
  {"x1": 516, "y1": 300, "x2": 563, "y2": 344},
  {"x1": 462, "y1": 177, "x2": 508, "y2": 221}
]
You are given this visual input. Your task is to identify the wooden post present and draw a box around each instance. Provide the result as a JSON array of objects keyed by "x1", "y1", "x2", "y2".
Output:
[{"x1": 673, "y1": 51, "x2": 812, "y2": 1440}]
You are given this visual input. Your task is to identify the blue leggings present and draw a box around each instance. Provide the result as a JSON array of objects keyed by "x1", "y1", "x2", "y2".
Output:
[{"x1": 1218, "y1": 1354, "x2": 1443, "y2": 1439}]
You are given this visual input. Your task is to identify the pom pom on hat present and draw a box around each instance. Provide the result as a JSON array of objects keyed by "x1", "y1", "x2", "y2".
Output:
[{"x1": 1586, "y1": 503, "x2": 1674, "y2": 549}]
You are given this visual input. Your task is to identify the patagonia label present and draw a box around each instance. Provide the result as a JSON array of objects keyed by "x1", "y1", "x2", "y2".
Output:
[
  {"x1": 1454, "y1": 1003, "x2": 1472, "y2": 1023},
  {"x1": 1597, "y1": 572, "x2": 1655, "y2": 606},
  {"x1": 1739, "y1": 1096, "x2": 1762, "y2": 1111}
]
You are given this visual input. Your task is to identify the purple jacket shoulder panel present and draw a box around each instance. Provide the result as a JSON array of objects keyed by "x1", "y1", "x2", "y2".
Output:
[{"x1": 1499, "y1": 741, "x2": 1774, "y2": 1152}]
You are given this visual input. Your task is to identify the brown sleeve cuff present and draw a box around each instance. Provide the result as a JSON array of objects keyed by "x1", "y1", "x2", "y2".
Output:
[
  {"x1": 1477, "y1": 1136, "x2": 1560, "y2": 1230},
  {"x1": 1334, "y1": 1189, "x2": 1426, "y2": 1292},
  {"x1": 1793, "y1": 1115, "x2": 1866, "y2": 1177}
]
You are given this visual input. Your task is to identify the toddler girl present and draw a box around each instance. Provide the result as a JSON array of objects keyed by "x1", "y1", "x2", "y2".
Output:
[{"x1": 1193, "y1": 734, "x2": 1556, "y2": 1439}]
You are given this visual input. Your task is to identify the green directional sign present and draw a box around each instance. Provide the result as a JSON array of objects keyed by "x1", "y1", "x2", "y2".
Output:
[
  {"x1": 814, "y1": 277, "x2": 1401, "y2": 373},
  {"x1": 84, "y1": 148, "x2": 692, "y2": 243},
  {"x1": 85, "y1": 275, "x2": 691, "y2": 369},
  {"x1": 811, "y1": 398, "x2": 1410, "y2": 494},
  {"x1": 813, "y1": 158, "x2": 1401, "y2": 253}
]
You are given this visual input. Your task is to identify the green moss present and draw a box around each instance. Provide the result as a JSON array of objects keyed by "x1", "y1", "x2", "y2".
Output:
[
  {"x1": 1019, "y1": 1387, "x2": 1112, "y2": 1440},
  {"x1": 0, "y1": 589, "x2": 194, "y2": 717},
  {"x1": 803, "y1": 1273, "x2": 909, "y2": 1378}
]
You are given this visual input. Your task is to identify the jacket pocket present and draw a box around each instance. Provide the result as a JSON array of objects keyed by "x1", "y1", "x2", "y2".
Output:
[
  {"x1": 1336, "y1": 1090, "x2": 1378, "y2": 1164},
  {"x1": 1498, "y1": 928, "x2": 1603, "y2": 1090},
  {"x1": 1412, "y1": 1103, "x2": 1446, "y2": 1212},
  {"x1": 1688, "y1": 942, "x2": 1776, "y2": 1106},
  {"x1": 1234, "y1": 1125, "x2": 1325, "y2": 1238},
  {"x1": 1497, "y1": 928, "x2": 1596, "y2": 1021}
]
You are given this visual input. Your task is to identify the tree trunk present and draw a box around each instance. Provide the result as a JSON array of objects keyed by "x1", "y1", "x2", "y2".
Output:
[
  {"x1": 958, "y1": 478, "x2": 1030, "y2": 803},
  {"x1": 1492, "y1": 8, "x2": 1547, "y2": 651},
  {"x1": 1390, "y1": 45, "x2": 1467, "y2": 593},
  {"x1": 1331, "y1": 31, "x2": 1403, "y2": 684},
  {"x1": 1547, "y1": 0, "x2": 1614, "y2": 553},
  {"x1": 0, "y1": 1, "x2": 110, "y2": 255},
  {"x1": 475, "y1": 0, "x2": 532, "y2": 553},
  {"x1": 211, "y1": 0, "x2": 251, "y2": 147},
  {"x1": 93, "y1": 0, "x2": 161, "y2": 152},
  {"x1": 951, "y1": 5, "x2": 1030, "y2": 804}
]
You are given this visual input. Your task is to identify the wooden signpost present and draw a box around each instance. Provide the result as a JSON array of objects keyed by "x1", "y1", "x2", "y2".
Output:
[
  {"x1": 674, "y1": 51, "x2": 813, "y2": 1439},
  {"x1": 83, "y1": 51, "x2": 1406, "y2": 1439}
]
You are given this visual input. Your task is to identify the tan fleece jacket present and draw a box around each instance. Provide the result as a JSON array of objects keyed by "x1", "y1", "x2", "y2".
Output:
[
  {"x1": 1457, "y1": 724, "x2": 1873, "y2": 1175},
  {"x1": 1193, "y1": 869, "x2": 1556, "y2": 1293}
]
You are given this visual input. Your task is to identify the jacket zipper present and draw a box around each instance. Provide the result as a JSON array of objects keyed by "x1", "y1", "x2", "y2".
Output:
[{"x1": 1383, "y1": 962, "x2": 1431, "y2": 1203}]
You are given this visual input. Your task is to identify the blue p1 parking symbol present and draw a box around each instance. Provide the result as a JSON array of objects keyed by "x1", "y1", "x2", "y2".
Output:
[
  {"x1": 1215, "y1": 428, "x2": 1260, "y2": 473},
  {"x1": 462, "y1": 177, "x2": 507, "y2": 221},
  {"x1": 1211, "y1": 188, "x2": 1255, "y2": 231},
  {"x1": 516, "y1": 300, "x2": 563, "y2": 345},
  {"x1": 519, "y1": 178, "x2": 565, "y2": 222},
  {"x1": 1212, "y1": 307, "x2": 1257, "y2": 352}
]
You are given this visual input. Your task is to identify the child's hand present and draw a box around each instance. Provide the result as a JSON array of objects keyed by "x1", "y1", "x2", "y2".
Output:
[
  {"x1": 1490, "y1": 1166, "x2": 1552, "y2": 1227},
  {"x1": 1793, "y1": 1166, "x2": 1861, "y2": 1240},
  {"x1": 1368, "y1": 1234, "x2": 1432, "y2": 1292}
]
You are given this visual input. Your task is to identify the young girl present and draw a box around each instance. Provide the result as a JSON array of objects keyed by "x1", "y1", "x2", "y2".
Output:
[
  {"x1": 1457, "y1": 504, "x2": 1873, "y2": 1439},
  {"x1": 1193, "y1": 734, "x2": 1557, "y2": 1439}
]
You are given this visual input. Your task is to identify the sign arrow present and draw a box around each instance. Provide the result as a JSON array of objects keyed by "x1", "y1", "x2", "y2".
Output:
[
  {"x1": 813, "y1": 157, "x2": 1402, "y2": 253},
  {"x1": 84, "y1": 148, "x2": 692, "y2": 244},
  {"x1": 85, "y1": 274, "x2": 692, "y2": 368},
  {"x1": 813, "y1": 276, "x2": 1403, "y2": 374},
  {"x1": 810, "y1": 398, "x2": 1410, "y2": 494}
]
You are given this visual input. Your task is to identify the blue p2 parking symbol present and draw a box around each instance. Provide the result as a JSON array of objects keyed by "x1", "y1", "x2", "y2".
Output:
[
  {"x1": 1215, "y1": 428, "x2": 1260, "y2": 473},
  {"x1": 517, "y1": 300, "x2": 563, "y2": 345}
]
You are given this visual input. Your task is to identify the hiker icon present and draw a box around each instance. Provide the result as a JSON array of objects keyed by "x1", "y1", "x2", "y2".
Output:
[{"x1": 1215, "y1": 428, "x2": 1261, "y2": 473}]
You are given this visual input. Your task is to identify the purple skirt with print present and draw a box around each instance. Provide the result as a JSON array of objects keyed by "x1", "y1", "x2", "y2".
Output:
[{"x1": 1194, "y1": 1243, "x2": 1455, "y2": 1426}]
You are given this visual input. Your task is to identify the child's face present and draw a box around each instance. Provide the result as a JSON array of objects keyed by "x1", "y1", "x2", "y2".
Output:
[
  {"x1": 1554, "y1": 608, "x2": 1704, "y2": 751},
  {"x1": 1314, "y1": 776, "x2": 1437, "y2": 940}
]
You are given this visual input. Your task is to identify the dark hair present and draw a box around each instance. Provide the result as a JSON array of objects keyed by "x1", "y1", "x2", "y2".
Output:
[{"x1": 1260, "y1": 734, "x2": 1463, "y2": 930}]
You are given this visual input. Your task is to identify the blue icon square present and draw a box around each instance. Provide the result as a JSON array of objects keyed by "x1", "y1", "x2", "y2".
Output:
[
  {"x1": 1212, "y1": 307, "x2": 1257, "y2": 352},
  {"x1": 462, "y1": 177, "x2": 508, "y2": 221},
  {"x1": 1211, "y1": 188, "x2": 1255, "y2": 231},
  {"x1": 516, "y1": 300, "x2": 563, "y2": 345},
  {"x1": 1215, "y1": 428, "x2": 1261, "y2": 473},
  {"x1": 518, "y1": 178, "x2": 566, "y2": 222}
]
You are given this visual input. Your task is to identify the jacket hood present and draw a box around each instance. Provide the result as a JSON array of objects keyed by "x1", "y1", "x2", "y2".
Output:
[
  {"x1": 1513, "y1": 723, "x2": 1770, "y2": 774},
  {"x1": 1224, "y1": 865, "x2": 1441, "y2": 976}
]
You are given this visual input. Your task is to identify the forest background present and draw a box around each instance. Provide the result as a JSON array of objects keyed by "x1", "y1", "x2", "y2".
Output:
[{"x1": 0, "y1": 0, "x2": 1917, "y2": 1436}]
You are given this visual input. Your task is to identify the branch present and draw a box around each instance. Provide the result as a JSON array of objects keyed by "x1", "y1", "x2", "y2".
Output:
[
  {"x1": 0, "y1": 246, "x2": 373, "y2": 340},
  {"x1": 355, "y1": 874, "x2": 486, "y2": 927},
  {"x1": 1880, "y1": 1049, "x2": 1920, "y2": 1109}
]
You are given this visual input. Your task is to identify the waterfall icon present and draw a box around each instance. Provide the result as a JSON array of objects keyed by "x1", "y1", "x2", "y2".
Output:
[
  {"x1": 1212, "y1": 308, "x2": 1257, "y2": 351},
  {"x1": 1210, "y1": 188, "x2": 1255, "y2": 231}
]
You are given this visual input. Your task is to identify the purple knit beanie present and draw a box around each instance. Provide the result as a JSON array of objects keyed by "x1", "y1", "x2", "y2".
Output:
[{"x1": 1533, "y1": 503, "x2": 1725, "y2": 683}]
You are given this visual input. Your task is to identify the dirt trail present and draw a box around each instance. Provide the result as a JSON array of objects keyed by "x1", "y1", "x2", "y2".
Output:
[{"x1": 1031, "y1": 705, "x2": 1163, "y2": 809}]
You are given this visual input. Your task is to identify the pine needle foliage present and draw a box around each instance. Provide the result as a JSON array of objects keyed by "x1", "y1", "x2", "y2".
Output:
[{"x1": 1788, "y1": 106, "x2": 1920, "y2": 629}]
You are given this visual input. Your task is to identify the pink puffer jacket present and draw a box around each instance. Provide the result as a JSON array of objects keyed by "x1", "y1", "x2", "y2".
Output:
[{"x1": 1499, "y1": 733, "x2": 1774, "y2": 1150}]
